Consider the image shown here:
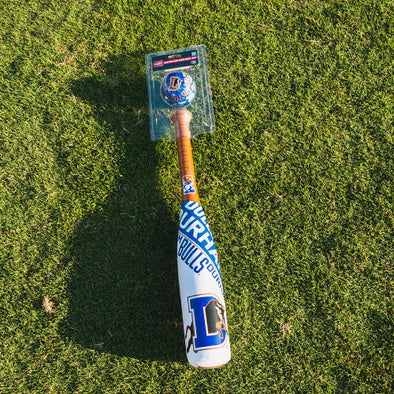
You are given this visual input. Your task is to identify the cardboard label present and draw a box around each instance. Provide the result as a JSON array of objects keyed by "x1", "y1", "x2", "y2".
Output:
[{"x1": 152, "y1": 50, "x2": 199, "y2": 71}]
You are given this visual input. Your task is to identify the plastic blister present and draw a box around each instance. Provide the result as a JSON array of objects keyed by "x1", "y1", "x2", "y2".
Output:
[{"x1": 145, "y1": 45, "x2": 215, "y2": 141}]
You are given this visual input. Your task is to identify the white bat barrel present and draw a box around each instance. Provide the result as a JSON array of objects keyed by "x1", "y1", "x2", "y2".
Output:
[{"x1": 177, "y1": 200, "x2": 231, "y2": 368}]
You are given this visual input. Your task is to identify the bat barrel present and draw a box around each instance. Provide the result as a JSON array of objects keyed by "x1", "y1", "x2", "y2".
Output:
[{"x1": 172, "y1": 109, "x2": 200, "y2": 204}]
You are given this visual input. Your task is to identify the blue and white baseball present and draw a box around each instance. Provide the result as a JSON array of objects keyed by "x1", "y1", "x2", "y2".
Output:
[{"x1": 160, "y1": 72, "x2": 196, "y2": 107}]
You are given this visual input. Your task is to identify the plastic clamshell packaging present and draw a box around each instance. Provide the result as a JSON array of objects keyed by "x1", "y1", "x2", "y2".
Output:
[{"x1": 145, "y1": 45, "x2": 215, "y2": 141}]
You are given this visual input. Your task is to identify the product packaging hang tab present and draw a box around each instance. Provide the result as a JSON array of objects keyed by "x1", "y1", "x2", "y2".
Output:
[{"x1": 145, "y1": 45, "x2": 215, "y2": 141}]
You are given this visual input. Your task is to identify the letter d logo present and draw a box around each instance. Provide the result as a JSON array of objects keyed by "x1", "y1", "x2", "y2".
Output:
[
  {"x1": 169, "y1": 76, "x2": 181, "y2": 90},
  {"x1": 187, "y1": 294, "x2": 228, "y2": 352}
]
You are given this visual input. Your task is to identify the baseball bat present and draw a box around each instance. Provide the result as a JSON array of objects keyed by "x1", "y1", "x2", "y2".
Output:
[{"x1": 172, "y1": 109, "x2": 231, "y2": 369}]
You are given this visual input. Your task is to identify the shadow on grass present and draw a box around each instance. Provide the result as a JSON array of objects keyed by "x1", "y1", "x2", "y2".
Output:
[{"x1": 61, "y1": 53, "x2": 185, "y2": 362}]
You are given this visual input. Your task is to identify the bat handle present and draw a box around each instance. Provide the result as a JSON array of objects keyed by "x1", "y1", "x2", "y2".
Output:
[{"x1": 171, "y1": 109, "x2": 200, "y2": 204}]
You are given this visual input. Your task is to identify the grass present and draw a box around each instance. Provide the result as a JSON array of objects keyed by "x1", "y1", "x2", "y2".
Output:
[{"x1": 1, "y1": 0, "x2": 393, "y2": 392}]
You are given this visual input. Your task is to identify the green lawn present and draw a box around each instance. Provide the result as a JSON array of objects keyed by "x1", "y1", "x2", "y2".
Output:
[{"x1": 1, "y1": 0, "x2": 392, "y2": 392}]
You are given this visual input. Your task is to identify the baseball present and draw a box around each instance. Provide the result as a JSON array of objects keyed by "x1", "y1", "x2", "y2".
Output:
[{"x1": 160, "y1": 71, "x2": 196, "y2": 107}]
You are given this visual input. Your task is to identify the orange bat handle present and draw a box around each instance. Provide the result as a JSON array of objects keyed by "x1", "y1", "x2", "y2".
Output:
[{"x1": 171, "y1": 109, "x2": 200, "y2": 204}]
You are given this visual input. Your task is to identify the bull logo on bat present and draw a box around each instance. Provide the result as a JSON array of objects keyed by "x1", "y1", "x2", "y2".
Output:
[
  {"x1": 182, "y1": 175, "x2": 195, "y2": 195},
  {"x1": 185, "y1": 294, "x2": 228, "y2": 353}
]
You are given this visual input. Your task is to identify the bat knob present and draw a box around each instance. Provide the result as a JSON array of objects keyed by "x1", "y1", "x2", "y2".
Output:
[{"x1": 171, "y1": 109, "x2": 192, "y2": 139}]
